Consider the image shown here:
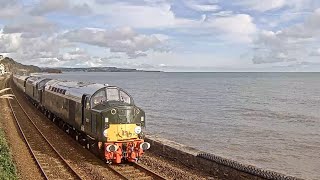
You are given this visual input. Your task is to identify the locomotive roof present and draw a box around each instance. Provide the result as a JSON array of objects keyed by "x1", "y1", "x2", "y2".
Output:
[
  {"x1": 27, "y1": 76, "x2": 49, "y2": 85},
  {"x1": 14, "y1": 75, "x2": 30, "y2": 81},
  {"x1": 45, "y1": 79, "x2": 106, "y2": 99}
]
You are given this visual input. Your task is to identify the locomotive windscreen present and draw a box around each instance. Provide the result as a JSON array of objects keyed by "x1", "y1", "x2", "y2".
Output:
[{"x1": 91, "y1": 87, "x2": 133, "y2": 108}]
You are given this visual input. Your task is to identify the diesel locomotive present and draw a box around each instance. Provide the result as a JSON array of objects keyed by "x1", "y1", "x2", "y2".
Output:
[{"x1": 13, "y1": 74, "x2": 150, "y2": 163}]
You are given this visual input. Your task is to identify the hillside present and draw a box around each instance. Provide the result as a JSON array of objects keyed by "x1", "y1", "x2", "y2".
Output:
[{"x1": 0, "y1": 57, "x2": 61, "y2": 74}]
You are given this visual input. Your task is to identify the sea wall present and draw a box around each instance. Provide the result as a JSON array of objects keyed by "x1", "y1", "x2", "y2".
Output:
[{"x1": 145, "y1": 135, "x2": 300, "y2": 180}]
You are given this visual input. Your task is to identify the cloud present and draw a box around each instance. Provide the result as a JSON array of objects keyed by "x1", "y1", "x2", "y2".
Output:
[
  {"x1": 234, "y1": 0, "x2": 315, "y2": 12},
  {"x1": 0, "y1": 0, "x2": 23, "y2": 19},
  {"x1": 30, "y1": 0, "x2": 92, "y2": 16},
  {"x1": 0, "y1": 30, "x2": 71, "y2": 64},
  {"x1": 30, "y1": 0, "x2": 68, "y2": 15},
  {"x1": 87, "y1": 1, "x2": 256, "y2": 43},
  {"x1": 70, "y1": 3, "x2": 92, "y2": 15},
  {"x1": 235, "y1": 0, "x2": 286, "y2": 12},
  {"x1": 253, "y1": 8, "x2": 320, "y2": 64},
  {"x1": 0, "y1": 31, "x2": 22, "y2": 53},
  {"x1": 59, "y1": 48, "x2": 90, "y2": 61},
  {"x1": 204, "y1": 13, "x2": 257, "y2": 43},
  {"x1": 184, "y1": 0, "x2": 220, "y2": 12},
  {"x1": 252, "y1": 52, "x2": 298, "y2": 64},
  {"x1": 61, "y1": 27, "x2": 164, "y2": 58},
  {"x1": 310, "y1": 48, "x2": 320, "y2": 56},
  {"x1": 3, "y1": 16, "x2": 56, "y2": 37},
  {"x1": 100, "y1": 3, "x2": 177, "y2": 28}
]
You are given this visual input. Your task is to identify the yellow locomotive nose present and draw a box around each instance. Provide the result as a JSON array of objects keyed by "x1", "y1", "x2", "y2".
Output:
[{"x1": 107, "y1": 124, "x2": 139, "y2": 142}]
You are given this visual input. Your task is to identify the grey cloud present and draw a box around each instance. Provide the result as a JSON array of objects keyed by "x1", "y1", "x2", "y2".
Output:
[
  {"x1": 30, "y1": 0, "x2": 92, "y2": 16},
  {"x1": 58, "y1": 48, "x2": 91, "y2": 61},
  {"x1": 252, "y1": 55, "x2": 297, "y2": 64},
  {"x1": 95, "y1": 0, "x2": 168, "y2": 5},
  {"x1": 310, "y1": 48, "x2": 320, "y2": 56},
  {"x1": 70, "y1": 3, "x2": 92, "y2": 16},
  {"x1": 3, "y1": 16, "x2": 56, "y2": 37},
  {"x1": 98, "y1": 57, "x2": 158, "y2": 69},
  {"x1": 253, "y1": 8, "x2": 320, "y2": 64},
  {"x1": 0, "y1": 33, "x2": 71, "y2": 64},
  {"x1": 184, "y1": 0, "x2": 220, "y2": 12},
  {"x1": 0, "y1": 0, "x2": 22, "y2": 19},
  {"x1": 61, "y1": 27, "x2": 163, "y2": 58},
  {"x1": 30, "y1": 0, "x2": 68, "y2": 15},
  {"x1": 127, "y1": 52, "x2": 148, "y2": 59},
  {"x1": 0, "y1": 33, "x2": 21, "y2": 53}
]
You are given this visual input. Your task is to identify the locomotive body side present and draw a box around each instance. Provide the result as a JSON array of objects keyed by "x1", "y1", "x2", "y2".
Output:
[
  {"x1": 25, "y1": 76, "x2": 40, "y2": 102},
  {"x1": 13, "y1": 75, "x2": 30, "y2": 92}
]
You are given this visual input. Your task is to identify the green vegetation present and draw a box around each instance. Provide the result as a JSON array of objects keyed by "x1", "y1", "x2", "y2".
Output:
[{"x1": 0, "y1": 129, "x2": 18, "y2": 179}]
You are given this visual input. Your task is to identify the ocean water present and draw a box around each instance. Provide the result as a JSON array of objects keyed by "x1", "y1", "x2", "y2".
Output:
[{"x1": 43, "y1": 72, "x2": 320, "y2": 180}]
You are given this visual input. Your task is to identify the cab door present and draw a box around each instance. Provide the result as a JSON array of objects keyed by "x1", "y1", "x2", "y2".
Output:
[{"x1": 81, "y1": 94, "x2": 91, "y2": 132}]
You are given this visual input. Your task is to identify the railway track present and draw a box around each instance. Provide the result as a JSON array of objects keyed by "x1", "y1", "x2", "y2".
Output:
[
  {"x1": 108, "y1": 163, "x2": 166, "y2": 180},
  {"x1": 7, "y1": 81, "x2": 82, "y2": 180}
]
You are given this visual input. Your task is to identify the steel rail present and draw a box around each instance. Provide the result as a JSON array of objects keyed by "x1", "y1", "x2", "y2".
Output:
[
  {"x1": 7, "y1": 80, "x2": 83, "y2": 180},
  {"x1": 133, "y1": 163, "x2": 167, "y2": 180},
  {"x1": 7, "y1": 95, "x2": 49, "y2": 179},
  {"x1": 107, "y1": 162, "x2": 167, "y2": 180}
]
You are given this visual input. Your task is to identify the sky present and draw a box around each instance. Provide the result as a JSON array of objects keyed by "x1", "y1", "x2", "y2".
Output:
[{"x1": 1, "y1": 0, "x2": 320, "y2": 71}]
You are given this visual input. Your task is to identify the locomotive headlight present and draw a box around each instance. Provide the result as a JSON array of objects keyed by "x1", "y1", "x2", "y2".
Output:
[
  {"x1": 111, "y1": 109, "x2": 117, "y2": 115},
  {"x1": 140, "y1": 142, "x2": 150, "y2": 150},
  {"x1": 134, "y1": 126, "x2": 142, "y2": 134},
  {"x1": 103, "y1": 129, "x2": 108, "y2": 137},
  {"x1": 106, "y1": 144, "x2": 118, "y2": 152},
  {"x1": 104, "y1": 118, "x2": 109, "y2": 129},
  {"x1": 141, "y1": 116, "x2": 144, "y2": 122}
]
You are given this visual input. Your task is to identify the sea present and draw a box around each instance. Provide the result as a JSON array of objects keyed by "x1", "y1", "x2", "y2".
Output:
[{"x1": 43, "y1": 72, "x2": 320, "y2": 180}]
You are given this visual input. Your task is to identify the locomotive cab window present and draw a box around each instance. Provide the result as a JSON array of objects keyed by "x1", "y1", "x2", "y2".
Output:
[
  {"x1": 106, "y1": 87, "x2": 119, "y2": 102},
  {"x1": 91, "y1": 87, "x2": 133, "y2": 109},
  {"x1": 119, "y1": 90, "x2": 131, "y2": 104},
  {"x1": 92, "y1": 89, "x2": 107, "y2": 107},
  {"x1": 106, "y1": 87, "x2": 133, "y2": 105}
]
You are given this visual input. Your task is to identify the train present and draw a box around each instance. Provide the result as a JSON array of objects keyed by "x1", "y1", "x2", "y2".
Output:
[{"x1": 12, "y1": 74, "x2": 150, "y2": 164}]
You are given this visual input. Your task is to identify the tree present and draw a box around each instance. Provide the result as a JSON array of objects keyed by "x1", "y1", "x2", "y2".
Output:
[{"x1": 0, "y1": 88, "x2": 15, "y2": 99}]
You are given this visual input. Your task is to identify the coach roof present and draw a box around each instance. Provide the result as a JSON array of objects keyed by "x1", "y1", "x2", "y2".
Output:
[{"x1": 45, "y1": 79, "x2": 106, "y2": 99}]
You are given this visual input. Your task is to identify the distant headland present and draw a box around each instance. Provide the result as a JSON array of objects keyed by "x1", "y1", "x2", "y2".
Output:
[
  {"x1": 55, "y1": 67, "x2": 162, "y2": 72},
  {"x1": 0, "y1": 56, "x2": 161, "y2": 75}
]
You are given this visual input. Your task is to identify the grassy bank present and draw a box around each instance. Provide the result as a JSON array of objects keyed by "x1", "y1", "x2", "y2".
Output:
[
  {"x1": 0, "y1": 76, "x2": 18, "y2": 179},
  {"x1": 0, "y1": 129, "x2": 18, "y2": 179}
]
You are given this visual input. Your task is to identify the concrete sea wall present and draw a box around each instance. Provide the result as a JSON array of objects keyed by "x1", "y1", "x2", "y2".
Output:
[{"x1": 146, "y1": 135, "x2": 301, "y2": 180}]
